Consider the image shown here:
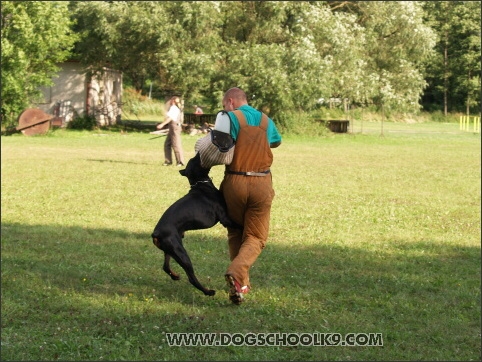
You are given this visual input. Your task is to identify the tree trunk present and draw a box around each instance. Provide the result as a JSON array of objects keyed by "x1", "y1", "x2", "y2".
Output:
[
  {"x1": 466, "y1": 69, "x2": 471, "y2": 115},
  {"x1": 443, "y1": 36, "x2": 448, "y2": 116}
]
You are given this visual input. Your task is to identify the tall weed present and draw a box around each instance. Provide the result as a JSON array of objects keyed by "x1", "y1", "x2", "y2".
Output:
[
  {"x1": 122, "y1": 87, "x2": 166, "y2": 119},
  {"x1": 276, "y1": 110, "x2": 330, "y2": 136}
]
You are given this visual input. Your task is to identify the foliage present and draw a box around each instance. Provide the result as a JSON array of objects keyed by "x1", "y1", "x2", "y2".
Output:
[
  {"x1": 275, "y1": 110, "x2": 330, "y2": 136},
  {"x1": 0, "y1": 1, "x2": 78, "y2": 128},
  {"x1": 2, "y1": 1, "x2": 480, "y2": 130},
  {"x1": 422, "y1": 1, "x2": 481, "y2": 114},
  {"x1": 122, "y1": 87, "x2": 166, "y2": 120},
  {"x1": 70, "y1": 1, "x2": 170, "y2": 92},
  {"x1": 66, "y1": 114, "x2": 97, "y2": 130},
  {"x1": 366, "y1": 2, "x2": 436, "y2": 111},
  {"x1": 424, "y1": 110, "x2": 459, "y2": 123},
  {"x1": 70, "y1": 1, "x2": 440, "y2": 119}
]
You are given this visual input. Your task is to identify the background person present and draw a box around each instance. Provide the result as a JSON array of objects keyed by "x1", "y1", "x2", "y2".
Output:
[
  {"x1": 194, "y1": 105, "x2": 203, "y2": 115},
  {"x1": 157, "y1": 96, "x2": 185, "y2": 166}
]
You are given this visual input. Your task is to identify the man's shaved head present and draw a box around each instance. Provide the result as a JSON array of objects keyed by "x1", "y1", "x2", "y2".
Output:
[{"x1": 222, "y1": 87, "x2": 248, "y2": 111}]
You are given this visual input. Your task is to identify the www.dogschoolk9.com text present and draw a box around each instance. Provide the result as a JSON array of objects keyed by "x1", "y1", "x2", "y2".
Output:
[{"x1": 165, "y1": 332, "x2": 383, "y2": 347}]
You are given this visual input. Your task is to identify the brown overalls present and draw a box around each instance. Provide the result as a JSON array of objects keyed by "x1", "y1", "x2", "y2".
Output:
[{"x1": 220, "y1": 110, "x2": 275, "y2": 289}]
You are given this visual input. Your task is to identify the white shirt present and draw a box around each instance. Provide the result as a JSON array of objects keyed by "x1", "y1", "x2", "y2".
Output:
[{"x1": 167, "y1": 105, "x2": 181, "y2": 124}]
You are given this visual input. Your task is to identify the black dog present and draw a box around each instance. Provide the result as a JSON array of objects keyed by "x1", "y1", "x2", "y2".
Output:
[{"x1": 151, "y1": 152, "x2": 239, "y2": 296}]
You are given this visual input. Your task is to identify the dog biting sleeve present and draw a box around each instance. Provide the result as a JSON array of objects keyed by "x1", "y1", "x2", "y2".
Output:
[{"x1": 195, "y1": 133, "x2": 234, "y2": 168}]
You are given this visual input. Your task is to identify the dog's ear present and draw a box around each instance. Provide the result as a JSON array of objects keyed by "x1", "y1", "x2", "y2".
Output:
[{"x1": 179, "y1": 169, "x2": 186, "y2": 176}]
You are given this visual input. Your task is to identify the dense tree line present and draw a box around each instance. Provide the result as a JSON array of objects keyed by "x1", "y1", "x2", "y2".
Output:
[
  {"x1": 1, "y1": 1, "x2": 77, "y2": 125},
  {"x1": 1, "y1": 1, "x2": 480, "y2": 127}
]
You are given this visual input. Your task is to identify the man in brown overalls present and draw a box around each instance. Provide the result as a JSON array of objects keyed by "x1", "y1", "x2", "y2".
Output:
[{"x1": 217, "y1": 88, "x2": 282, "y2": 305}]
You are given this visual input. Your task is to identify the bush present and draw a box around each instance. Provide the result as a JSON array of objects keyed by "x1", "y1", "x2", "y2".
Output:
[
  {"x1": 275, "y1": 110, "x2": 330, "y2": 136},
  {"x1": 123, "y1": 87, "x2": 166, "y2": 118},
  {"x1": 67, "y1": 115, "x2": 97, "y2": 130},
  {"x1": 427, "y1": 111, "x2": 460, "y2": 123}
]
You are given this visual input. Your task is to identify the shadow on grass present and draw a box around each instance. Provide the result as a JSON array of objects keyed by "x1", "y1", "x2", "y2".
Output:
[
  {"x1": 2, "y1": 221, "x2": 480, "y2": 307},
  {"x1": 86, "y1": 158, "x2": 152, "y2": 165},
  {"x1": 1, "y1": 222, "x2": 480, "y2": 360}
]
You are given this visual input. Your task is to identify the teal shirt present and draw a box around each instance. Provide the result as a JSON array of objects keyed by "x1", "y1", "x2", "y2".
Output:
[{"x1": 228, "y1": 105, "x2": 282, "y2": 145}]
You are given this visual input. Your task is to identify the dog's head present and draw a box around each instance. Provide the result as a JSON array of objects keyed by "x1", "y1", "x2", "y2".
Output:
[{"x1": 179, "y1": 152, "x2": 211, "y2": 184}]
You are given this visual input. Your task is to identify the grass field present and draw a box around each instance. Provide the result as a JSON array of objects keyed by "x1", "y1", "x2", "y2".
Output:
[{"x1": 1, "y1": 121, "x2": 480, "y2": 361}]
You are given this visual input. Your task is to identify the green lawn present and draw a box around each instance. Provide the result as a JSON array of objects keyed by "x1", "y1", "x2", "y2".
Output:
[{"x1": 1, "y1": 122, "x2": 480, "y2": 361}]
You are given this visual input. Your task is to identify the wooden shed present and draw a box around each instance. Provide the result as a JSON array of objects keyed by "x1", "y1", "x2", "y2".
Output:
[{"x1": 36, "y1": 61, "x2": 122, "y2": 126}]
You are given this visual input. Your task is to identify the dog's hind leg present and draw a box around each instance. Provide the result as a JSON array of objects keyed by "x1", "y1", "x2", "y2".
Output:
[
  {"x1": 169, "y1": 241, "x2": 216, "y2": 296},
  {"x1": 163, "y1": 253, "x2": 180, "y2": 280}
]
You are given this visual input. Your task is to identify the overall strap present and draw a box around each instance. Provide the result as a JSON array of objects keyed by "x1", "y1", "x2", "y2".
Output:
[
  {"x1": 259, "y1": 113, "x2": 268, "y2": 131},
  {"x1": 233, "y1": 109, "x2": 269, "y2": 130},
  {"x1": 232, "y1": 110, "x2": 247, "y2": 127}
]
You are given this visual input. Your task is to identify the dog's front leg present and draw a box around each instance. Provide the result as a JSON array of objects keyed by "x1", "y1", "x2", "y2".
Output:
[
  {"x1": 219, "y1": 215, "x2": 243, "y2": 230},
  {"x1": 217, "y1": 203, "x2": 243, "y2": 230}
]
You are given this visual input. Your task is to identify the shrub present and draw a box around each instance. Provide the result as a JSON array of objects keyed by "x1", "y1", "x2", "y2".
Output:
[
  {"x1": 427, "y1": 111, "x2": 460, "y2": 123},
  {"x1": 67, "y1": 115, "x2": 97, "y2": 130},
  {"x1": 123, "y1": 87, "x2": 165, "y2": 118},
  {"x1": 275, "y1": 110, "x2": 330, "y2": 136}
]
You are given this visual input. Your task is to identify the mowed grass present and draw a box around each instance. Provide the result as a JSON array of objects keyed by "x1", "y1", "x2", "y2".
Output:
[{"x1": 1, "y1": 122, "x2": 480, "y2": 361}]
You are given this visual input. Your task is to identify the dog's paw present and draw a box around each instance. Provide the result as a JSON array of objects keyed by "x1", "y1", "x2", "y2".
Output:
[
  {"x1": 169, "y1": 272, "x2": 180, "y2": 281},
  {"x1": 204, "y1": 289, "x2": 216, "y2": 296}
]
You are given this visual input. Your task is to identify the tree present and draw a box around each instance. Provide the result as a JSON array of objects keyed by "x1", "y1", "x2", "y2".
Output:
[
  {"x1": 1, "y1": 1, "x2": 77, "y2": 127},
  {"x1": 422, "y1": 1, "x2": 481, "y2": 114},
  {"x1": 451, "y1": 1, "x2": 481, "y2": 114},
  {"x1": 71, "y1": 1, "x2": 223, "y2": 104},
  {"x1": 69, "y1": 1, "x2": 443, "y2": 121},
  {"x1": 70, "y1": 1, "x2": 170, "y2": 92},
  {"x1": 206, "y1": 1, "x2": 370, "y2": 115},
  {"x1": 305, "y1": 3, "x2": 369, "y2": 109},
  {"x1": 351, "y1": 1, "x2": 437, "y2": 113},
  {"x1": 155, "y1": 1, "x2": 224, "y2": 102},
  {"x1": 197, "y1": 1, "x2": 436, "y2": 116}
]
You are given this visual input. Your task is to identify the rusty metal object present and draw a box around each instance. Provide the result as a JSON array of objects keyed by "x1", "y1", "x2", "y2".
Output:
[
  {"x1": 16, "y1": 108, "x2": 53, "y2": 136},
  {"x1": 50, "y1": 117, "x2": 63, "y2": 127}
]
